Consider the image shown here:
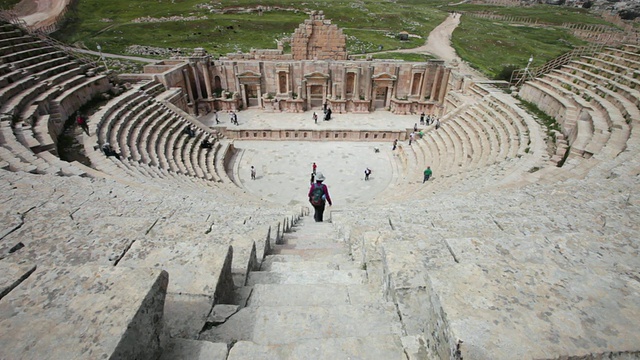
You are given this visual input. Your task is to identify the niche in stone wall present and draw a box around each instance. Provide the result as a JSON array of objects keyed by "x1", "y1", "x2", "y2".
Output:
[
  {"x1": 411, "y1": 73, "x2": 423, "y2": 96},
  {"x1": 278, "y1": 72, "x2": 287, "y2": 94},
  {"x1": 346, "y1": 72, "x2": 355, "y2": 97}
]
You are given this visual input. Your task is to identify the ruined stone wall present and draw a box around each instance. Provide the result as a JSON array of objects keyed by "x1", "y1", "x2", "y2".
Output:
[
  {"x1": 148, "y1": 56, "x2": 450, "y2": 114},
  {"x1": 291, "y1": 11, "x2": 347, "y2": 61}
]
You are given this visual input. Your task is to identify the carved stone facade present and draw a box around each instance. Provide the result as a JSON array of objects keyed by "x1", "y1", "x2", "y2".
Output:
[{"x1": 143, "y1": 14, "x2": 450, "y2": 116}]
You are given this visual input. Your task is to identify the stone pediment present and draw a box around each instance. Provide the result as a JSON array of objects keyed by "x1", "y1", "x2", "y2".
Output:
[
  {"x1": 371, "y1": 72, "x2": 397, "y2": 81},
  {"x1": 304, "y1": 71, "x2": 330, "y2": 80},
  {"x1": 237, "y1": 70, "x2": 261, "y2": 84},
  {"x1": 237, "y1": 70, "x2": 261, "y2": 79},
  {"x1": 303, "y1": 71, "x2": 330, "y2": 85}
]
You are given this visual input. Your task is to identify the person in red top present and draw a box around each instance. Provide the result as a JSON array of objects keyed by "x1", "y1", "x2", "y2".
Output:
[
  {"x1": 312, "y1": 162, "x2": 317, "y2": 175},
  {"x1": 308, "y1": 172, "x2": 332, "y2": 222}
]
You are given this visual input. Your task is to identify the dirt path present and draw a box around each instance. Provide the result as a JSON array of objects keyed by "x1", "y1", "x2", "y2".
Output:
[
  {"x1": 372, "y1": 13, "x2": 484, "y2": 79},
  {"x1": 15, "y1": 0, "x2": 70, "y2": 28}
]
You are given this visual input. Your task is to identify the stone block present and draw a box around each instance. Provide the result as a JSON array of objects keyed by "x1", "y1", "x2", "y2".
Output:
[
  {"x1": 0, "y1": 265, "x2": 168, "y2": 360},
  {"x1": 159, "y1": 338, "x2": 228, "y2": 360}
]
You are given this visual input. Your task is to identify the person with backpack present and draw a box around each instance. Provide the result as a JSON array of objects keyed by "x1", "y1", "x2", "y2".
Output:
[{"x1": 308, "y1": 172, "x2": 332, "y2": 222}]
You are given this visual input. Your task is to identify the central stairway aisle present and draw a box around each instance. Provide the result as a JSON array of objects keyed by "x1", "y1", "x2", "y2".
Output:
[{"x1": 200, "y1": 216, "x2": 417, "y2": 359}]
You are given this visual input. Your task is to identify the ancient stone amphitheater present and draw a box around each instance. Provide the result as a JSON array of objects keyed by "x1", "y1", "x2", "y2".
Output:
[{"x1": 0, "y1": 14, "x2": 639, "y2": 360}]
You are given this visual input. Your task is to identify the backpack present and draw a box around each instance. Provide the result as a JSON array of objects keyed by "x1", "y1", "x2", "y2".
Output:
[{"x1": 310, "y1": 183, "x2": 325, "y2": 205}]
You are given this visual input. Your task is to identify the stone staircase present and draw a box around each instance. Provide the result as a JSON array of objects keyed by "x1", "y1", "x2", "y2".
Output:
[{"x1": 199, "y1": 216, "x2": 417, "y2": 359}]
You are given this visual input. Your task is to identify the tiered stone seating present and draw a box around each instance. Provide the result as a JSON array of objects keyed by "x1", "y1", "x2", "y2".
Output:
[
  {"x1": 520, "y1": 45, "x2": 640, "y2": 173},
  {"x1": 0, "y1": 22, "x2": 110, "y2": 177},
  {"x1": 88, "y1": 80, "x2": 224, "y2": 183}
]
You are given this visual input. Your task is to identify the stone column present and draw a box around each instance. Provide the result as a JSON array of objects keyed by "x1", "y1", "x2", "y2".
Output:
[
  {"x1": 306, "y1": 83, "x2": 311, "y2": 109},
  {"x1": 430, "y1": 66, "x2": 442, "y2": 101},
  {"x1": 191, "y1": 63, "x2": 203, "y2": 100},
  {"x1": 420, "y1": 69, "x2": 429, "y2": 100},
  {"x1": 322, "y1": 84, "x2": 327, "y2": 106},
  {"x1": 201, "y1": 62, "x2": 213, "y2": 99},
  {"x1": 182, "y1": 68, "x2": 196, "y2": 115},
  {"x1": 385, "y1": 85, "x2": 392, "y2": 108},
  {"x1": 240, "y1": 84, "x2": 247, "y2": 108},
  {"x1": 354, "y1": 71, "x2": 360, "y2": 99},
  {"x1": 257, "y1": 84, "x2": 263, "y2": 108},
  {"x1": 438, "y1": 68, "x2": 451, "y2": 104}
]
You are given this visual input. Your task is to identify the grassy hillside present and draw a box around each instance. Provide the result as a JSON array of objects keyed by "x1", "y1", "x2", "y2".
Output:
[{"x1": 30, "y1": 0, "x2": 617, "y2": 78}]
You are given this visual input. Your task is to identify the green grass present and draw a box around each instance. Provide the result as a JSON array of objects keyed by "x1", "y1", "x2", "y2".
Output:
[
  {"x1": 452, "y1": 16, "x2": 587, "y2": 78},
  {"x1": 351, "y1": 52, "x2": 435, "y2": 62},
  {"x1": 46, "y1": 0, "x2": 615, "y2": 79},
  {"x1": 0, "y1": 0, "x2": 20, "y2": 10},
  {"x1": 54, "y1": 0, "x2": 448, "y2": 57}
]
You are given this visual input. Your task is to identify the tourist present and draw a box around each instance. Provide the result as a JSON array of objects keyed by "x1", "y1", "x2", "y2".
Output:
[
  {"x1": 214, "y1": 111, "x2": 220, "y2": 124},
  {"x1": 420, "y1": 112, "x2": 425, "y2": 125},
  {"x1": 183, "y1": 125, "x2": 195, "y2": 138},
  {"x1": 313, "y1": 112, "x2": 318, "y2": 124},
  {"x1": 308, "y1": 172, "x2": 332, "y2": 222},
  {"x1": 102, "y1": 142, "x2": 120, "y2": 160},
  {"x1": 423, "y1": 166, "x2": 432, "y2": 183},
  {"x1": 409, "y1": 132, "x2": 415, "y2": 146},
  {"x1": 324, "y1": 108, "x2": 332, "y2": 120},
  {"x1": 364, "y1": 168, "x2": 372, "y2": 181},
  {"x1": 310, "y1": 172, "x2": 315, "y2": 184},
  {"x1": 414, "y1": 123, "x2": 418, "y2": 132},
  {"x1": 200, "y1": 138, "x2": 212, "y2": 149},
  {"x1": 76, "y1": 114, "x2": 89, "y2": 135},
  {"x1": 392, "y1": 139, "x2": 398, "y2": 151},
  {"x1": 312, "y1": 162, "x2": 317, "y2": 174},
  {"x1": 435, "y1": 118, "x2": 441, "y2": 130},
  {"x1": 251, "y1": 166, "x2": 256, "y2": 180}
]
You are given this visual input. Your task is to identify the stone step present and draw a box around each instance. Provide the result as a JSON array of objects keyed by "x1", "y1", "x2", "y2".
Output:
[
  {"x1": 247, "y1": 284, "x2": 379, "y2": 307},
  {"x1": 158, "y1": 338, "x2": 228, "y2": 360},
  {"x1": 265, "y1": 260, "x2": 339, "y2": 272},
  {"x1": 246, "y1": 269, "x2": 367, "y2": 286},
  {"x1": 261, "y1": 253, "x2": 355, "y2": 270},
  {"x1": 270, "y1": 246, "x2": 346, "y2": 259},
  {"x1": 227, "y1": 335, "x2": 407, "y2": 360},
  {"x1": 250, "y1": 303, "x2": 402, "y2": 345},
  {"x1": 275, "y1": 240, "x2": 344, "y2": 251}
]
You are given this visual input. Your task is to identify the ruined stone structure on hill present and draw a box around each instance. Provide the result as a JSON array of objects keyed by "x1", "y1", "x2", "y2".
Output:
[{"x1": 132, "y1": 12, "x2": 450, "y2": 117}]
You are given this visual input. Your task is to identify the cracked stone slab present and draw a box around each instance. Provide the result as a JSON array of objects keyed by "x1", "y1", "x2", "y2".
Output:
[
  {"x1": 0, "y1": 259, "x2": 36, "y2": 299},
  {"x1": 207, "y1": 304, "x2": 239, "y2": 324}
]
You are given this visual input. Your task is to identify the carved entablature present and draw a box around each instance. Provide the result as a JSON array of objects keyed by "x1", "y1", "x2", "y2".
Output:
[
  {"x1": 275, "y1": 63, "x2": 290, "y2": 72},
  {"x1": 303, "y1": 71, "x2": 330, "y2": 85},
  {"x1": 412, "y1": 64, "x2": 428, "y2": 71},
  {"x1": 372, "y1": 72, "x2": 397, "y2": 87},
  {"x1": 237, "y1": 70, "x2": 261, "y2": 84}
]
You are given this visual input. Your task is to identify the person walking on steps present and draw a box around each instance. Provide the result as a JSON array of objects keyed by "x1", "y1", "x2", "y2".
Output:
[
  {"x1": 308, "y1": 172, "x2": 332, "y2": 222},
  {"x1": 423, "y1": 166, "x2": 432, "y2": 183},
  {"x1": 364, "y1": 168, "x2": 372, "y2": 181},
  {"x1": 251, "y1": 166, "x2": 256, "y2": 180}
]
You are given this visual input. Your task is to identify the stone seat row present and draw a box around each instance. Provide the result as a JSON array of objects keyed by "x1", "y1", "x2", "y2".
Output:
[
  {"x1": 0, "y1": 22, "x2": 113, "y2": 178},
  {"x1": 517, "y1": 45, "x2": 640, "y2": 183},
  {"x1": 382, "y1": 88, "x2": 539, "y2": 202},
  {"x1": 521, "y1": 60, "x2": 635, "y2": 160},
  {"x1": 89, "y1": 82, "x2": 226, "y2": 183}
]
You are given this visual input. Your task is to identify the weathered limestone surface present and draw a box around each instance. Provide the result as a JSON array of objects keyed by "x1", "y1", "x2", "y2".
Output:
[
  {"x1": 159, "y1": 338, "x2": 228, "y2": 360},
  {"x1": 0, "y1": 265, "x2": 168, "y2": 360}
]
